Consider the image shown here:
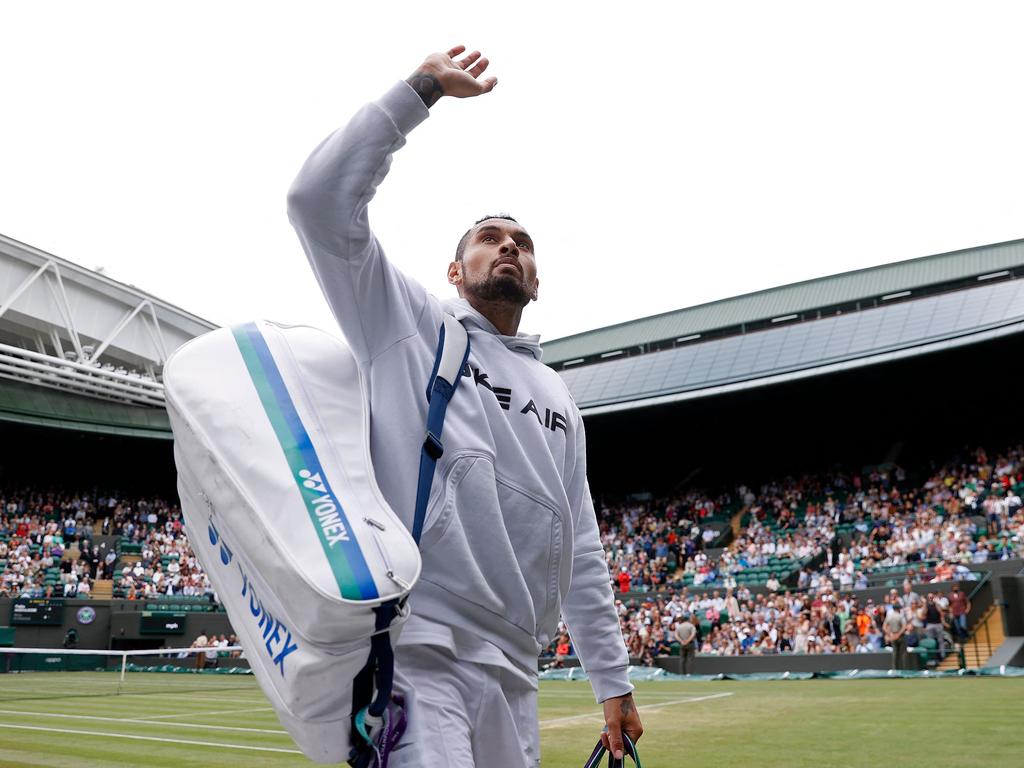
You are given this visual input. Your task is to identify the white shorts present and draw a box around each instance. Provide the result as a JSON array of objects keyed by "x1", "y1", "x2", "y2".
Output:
[{"x1": 389, "y1": 644, "x2": 540, "y2": 768}]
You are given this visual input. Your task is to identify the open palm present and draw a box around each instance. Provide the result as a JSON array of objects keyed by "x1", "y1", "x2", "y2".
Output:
[{"x1": 415, "y1": 45, "x2": 497, "y2": 99}]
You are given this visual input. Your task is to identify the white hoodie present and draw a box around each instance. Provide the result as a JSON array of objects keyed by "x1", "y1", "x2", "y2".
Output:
[{"x1": 287, "y1": 80, "x2": 631, "y2": 702}]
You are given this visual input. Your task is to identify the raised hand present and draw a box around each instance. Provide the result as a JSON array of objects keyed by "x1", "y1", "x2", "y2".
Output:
[{"x1": 406, "y1": 45, "x2": 497, "y2": 108}]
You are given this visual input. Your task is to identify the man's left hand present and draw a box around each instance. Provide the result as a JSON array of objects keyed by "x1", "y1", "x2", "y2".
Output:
[{"x1": 601, "y1": 692, "x2": 643, "y2": 761}]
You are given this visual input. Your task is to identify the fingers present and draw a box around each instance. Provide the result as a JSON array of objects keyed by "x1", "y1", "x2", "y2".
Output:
[
  {"x1": 607, "y1": 721, "x2": 625, "y2": 761},
  {"x1": 467, "y1": 56, "x2": 489, "y2": 77},
  {"x1": 456, "y1": 50, "x2": 481, "y2": 70},
  {"x1": 434, "y1": 47, "x2": 497, "y2": 97},
  {"x1": 625, "y1": 724, "x2": 644, "y2": 743},
  {"x1": 623, "y1": 711, "x2": 644, "y2": 743}
]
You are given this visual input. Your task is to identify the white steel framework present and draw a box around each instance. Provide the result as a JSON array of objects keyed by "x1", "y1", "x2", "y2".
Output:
[{"x1": 0, "y1": 234, "x2": 216, "y2": 407}]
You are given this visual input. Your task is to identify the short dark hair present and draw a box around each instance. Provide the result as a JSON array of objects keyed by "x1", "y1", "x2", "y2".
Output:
[{"x1": 455, "y1": 214, "x2": 520, "y2": 262}]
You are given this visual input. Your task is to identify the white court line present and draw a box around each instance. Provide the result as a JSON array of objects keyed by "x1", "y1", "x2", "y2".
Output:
[
  {"x1": 0, "y1": 692, "x2": 267, "y2": 707},
  {"x1": 119, "y1": 694, "x2": 265, "y2": 706},
  {"x1": 132, "y1": 706, "x2": 274, "y2": 720},
  {"x1": 0, "y1": 723, "x2": 302, "y2": 754},
  {"x1": 0, "y1": 709, "x2": 285, "y2": 735},
  {"x1": 539, "y1": 692, "x2": 734, "y2": 728},
  {"x1": 537, "y1": 690, "x2": 708, "y2": 697}
]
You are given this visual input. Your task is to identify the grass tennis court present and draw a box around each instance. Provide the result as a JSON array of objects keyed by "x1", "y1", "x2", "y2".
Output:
[{"x1": 0, "y1": 673, "x2": 1021, "y2": 767}]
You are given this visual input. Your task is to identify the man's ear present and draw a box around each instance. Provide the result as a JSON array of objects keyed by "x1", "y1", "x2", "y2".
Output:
[
  {"x1": 531, "y1": 276, "x2": 540, "y2": 302},
  {"x1": 448, "y1": 261, "x2": 462, "y2": 288}
]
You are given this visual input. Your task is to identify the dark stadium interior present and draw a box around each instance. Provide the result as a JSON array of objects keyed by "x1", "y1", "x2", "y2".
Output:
[
  {"x1": 0, "y1": 423, "x2": 177, "y2": 496},
  {"x1": 583, "y1": 332, "x2": 1024, "y2": 500},
  {"x1": 1, "y1": 330, "x2": 1021, "y2": 506}
]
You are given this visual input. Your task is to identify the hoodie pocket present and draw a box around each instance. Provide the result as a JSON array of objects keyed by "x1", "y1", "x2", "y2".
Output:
[{"x1": 419, "y1": 453, "x2": 562, "y2": 637}]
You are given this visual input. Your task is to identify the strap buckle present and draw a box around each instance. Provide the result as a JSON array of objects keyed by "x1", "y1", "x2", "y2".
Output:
[{"x1": 423, "y1": 431, "x2": 444, "y2": 460}]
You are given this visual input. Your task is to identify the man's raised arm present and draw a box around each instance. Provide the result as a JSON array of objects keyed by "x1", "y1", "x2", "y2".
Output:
[{"x1": 286, "y1": 46, "x2": 496, "y2": 362}]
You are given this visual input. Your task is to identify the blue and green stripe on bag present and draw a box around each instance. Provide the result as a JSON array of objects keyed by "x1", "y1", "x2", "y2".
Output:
[{"x1": 232, "y1": 322, "x2": 378, "y2": 601}]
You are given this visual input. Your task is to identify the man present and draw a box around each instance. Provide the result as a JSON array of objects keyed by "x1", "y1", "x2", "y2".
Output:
[
  {"x1": 193, "y1": 630, "x2": 208, "y2": 671},
  {"x1": 204, "y1": 635, "x2": 219, "y2": 669},
  {"x1": 900, "y1": 579, "x2": 921, "y2": 612},
  {"x1": 651, "y1": 626, "x2": 674, "y2": 657},
  {"x1": 948, "y1": 585, "x2": 971, "y2": 644},
  {"x1": 287, "y1": 46, "x2": 641, "y2": 766},
  {"x1": 674, "y1": 614, "x2": 698, "y2": 675},
  {"x1": 882, "y1": 605, "x2": 907, "y2": 670},
  {"x1": 922, "y1": 592, "x2": 947, "y2": 659}
]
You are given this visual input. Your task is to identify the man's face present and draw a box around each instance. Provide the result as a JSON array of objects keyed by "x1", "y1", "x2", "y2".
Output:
[{"x1": 449, "y1": 219, "x2": 539, "y2": 307}]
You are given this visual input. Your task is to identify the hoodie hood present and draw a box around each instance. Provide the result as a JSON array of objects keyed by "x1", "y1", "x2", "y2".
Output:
[{"x1": 442, "y1": 298, "x2": 543, "y2": 362}]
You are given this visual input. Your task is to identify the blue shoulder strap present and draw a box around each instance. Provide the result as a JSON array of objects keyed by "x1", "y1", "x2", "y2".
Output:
[
  {"x1": 350, "y1": 315, "x2": 471, "y2": 766},
  {"x1": 411, "y1": 315, "x2": 471, "y2": 545}
]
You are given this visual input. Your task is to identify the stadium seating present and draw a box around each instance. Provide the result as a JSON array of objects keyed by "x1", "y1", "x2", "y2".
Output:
[
  {"x1": 4, "y1": 443, "x2": 1023, "y2": 661},
  {"x1": 0, "y1": 491, "x2": 214, "y2": 604},
  {"x1": 583, "y1": 442, "x2": 1023, "y2": 660}
]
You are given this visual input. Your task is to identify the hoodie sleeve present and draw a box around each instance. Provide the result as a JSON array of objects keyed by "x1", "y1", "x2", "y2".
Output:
[
  {"x1": 560, "y1": 418, "x2": 633, "y2": 703},
  {"x1": 286, "y1": 81, "x2": 433, "y2": 363}
]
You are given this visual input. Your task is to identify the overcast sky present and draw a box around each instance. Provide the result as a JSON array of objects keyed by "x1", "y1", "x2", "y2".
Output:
[{"x1": 2, "y1": 2, "x2": 1022, "y2": 344}]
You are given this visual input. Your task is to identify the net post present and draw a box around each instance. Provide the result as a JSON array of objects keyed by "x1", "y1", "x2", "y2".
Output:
[{"x1": 119, "y1": 652, "x2": 128, "y2": 691}]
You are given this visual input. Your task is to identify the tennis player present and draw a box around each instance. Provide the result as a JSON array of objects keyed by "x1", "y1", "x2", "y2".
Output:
[{"x1": 287, "y1": 45, "x2": 642, "y2": 767}]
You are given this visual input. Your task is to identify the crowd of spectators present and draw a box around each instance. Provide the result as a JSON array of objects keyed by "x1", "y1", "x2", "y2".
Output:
[
  {"x1": 604, "y1": 578, "x2": 972, "y2": 667},
  {"x1": 597, "y1": 445, "x2": 1023, "y2": 607},
  {"x1": 113, "y1": 497, "x2": 211, "y2": 600},
  {"x1": 583, "y1": 443, "x2": 1024, "y2": 661},
  {"x1": 0, "y1": 490, "x2": 211, "y2": 600},
  {"x1": 797, "y1": 445, "x2": 1024, "y2": 589},
  {"x1": 187, "y1": 630, "x2": 241, "y2": 668},
  {"x1": 4, "y1": 442, "x2": 1023, "y2": 669},
  {"x1": 598, "y1": 491, "x2": 732, "y2": 595},
  {"x1": 1, "y1": 490, "x2": 101, "y2": 598}
]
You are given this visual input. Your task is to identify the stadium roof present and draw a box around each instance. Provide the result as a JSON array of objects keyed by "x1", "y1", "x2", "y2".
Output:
[
  {"x1": 0, "y1": 233, "x2": 217, "y2": 436},
  {"x1": 549, "y1": 239, "x2": 1024, "y2": 414},
  {"x1": 543, "y1": 238, "x2": 1024, "y2": 365}
]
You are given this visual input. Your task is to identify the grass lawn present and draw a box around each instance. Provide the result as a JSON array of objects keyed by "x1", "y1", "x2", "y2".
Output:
[{"x1": 0, "y1": 672, "x2": 1020, "y2": 766}]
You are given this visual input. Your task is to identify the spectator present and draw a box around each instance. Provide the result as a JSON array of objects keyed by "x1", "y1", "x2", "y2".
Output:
[
  {"x1": 921, "y1": 593, "x2": 947, "y2": 660},
  {"x1": 674, "y1": 615, "x2": 697, "y2": 674},
  {"x1": 948, "y1": 585, "x2": 971, "y2": 644},
  {"x1": 193, "y1": 630, "x2": 209, "y2": 670}
]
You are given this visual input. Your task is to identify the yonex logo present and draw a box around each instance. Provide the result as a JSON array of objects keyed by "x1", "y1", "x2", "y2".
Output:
[
  {"x1": 234, "y1": 322, "x2": 376, "y2": 600},
  {"x1": 298, "y1": 469, "x2": 327, "y2": 493},
  {"x1": 207, "y1": 520, "x2": 234, "y2": 565},
  {"x1": 298, "y1": 469, "x2": 350, "y2": 546},
  {"x1": 242, "y1": 571, "x2": 299, "y2": 676},
  {"x1": 205, "y1": 513, "x2": 300, "y2": 676}
]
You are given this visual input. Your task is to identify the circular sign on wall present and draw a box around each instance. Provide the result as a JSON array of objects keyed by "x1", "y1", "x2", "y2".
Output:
[{"x1": 76, "y1": 606, "x2": 97, "y2": 625}]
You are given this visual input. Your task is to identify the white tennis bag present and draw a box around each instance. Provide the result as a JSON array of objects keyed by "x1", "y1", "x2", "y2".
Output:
[{"x1": 165, "y1": 317, "x2": 469, "y2": 765}]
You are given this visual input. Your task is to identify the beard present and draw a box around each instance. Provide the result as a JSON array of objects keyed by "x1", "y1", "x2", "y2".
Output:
[{"x1": 464, "y1": 272, "x2": 532, "y2": 307}]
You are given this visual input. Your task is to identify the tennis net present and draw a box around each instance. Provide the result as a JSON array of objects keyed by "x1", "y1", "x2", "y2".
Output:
[{"x1": 0, "y1": 645, "x2": 256, "y2": 702}]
